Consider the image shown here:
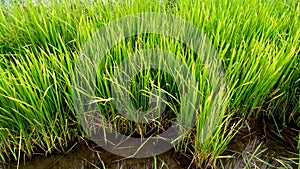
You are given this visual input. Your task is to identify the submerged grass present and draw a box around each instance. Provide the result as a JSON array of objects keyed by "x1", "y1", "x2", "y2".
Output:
[{"x1": 0, "y1": 0, "x2": 299, "y2": 168}]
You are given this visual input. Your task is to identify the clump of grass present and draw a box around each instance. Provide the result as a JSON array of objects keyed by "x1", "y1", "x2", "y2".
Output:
[
  {"x1": 176, "y1": 0, "x2": 299, "y2": 166},
  {"x1": 0, "y1": 0, "x2": 299, "y2": 168}
]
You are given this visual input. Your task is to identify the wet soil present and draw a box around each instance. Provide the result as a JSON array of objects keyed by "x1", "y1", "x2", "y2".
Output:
[
  {"x1": 1, "y1": 118, "x2": 298, "y2": 169},
  {"x1": 219, "y1": 118, "x2": 299, "y2": 169},
  {"x1": 0, "y1": 140, "x2": 191, "y2": 169}
]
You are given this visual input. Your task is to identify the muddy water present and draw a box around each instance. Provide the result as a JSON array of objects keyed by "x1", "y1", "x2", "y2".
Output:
[
  {"x1": 221, "y1": 136, "x2": 298, "y2": 169},
  {"x1": 2, "y1": 133, "x2": 298, "y2": 169},
  {"x1": 220, "y1": 119, "x2": 299, "y2": 169},
  {"x1": 0, "y1": 142, "x2": 188, "y2": 169},
  {"x1": 1, "y1": 119, "x2": 299, "y2": 169}
]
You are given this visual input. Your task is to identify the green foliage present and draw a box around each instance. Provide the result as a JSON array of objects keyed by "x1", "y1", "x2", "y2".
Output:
[{"x1": 0, "y1": 0, "x2": 299, "y2": 168}]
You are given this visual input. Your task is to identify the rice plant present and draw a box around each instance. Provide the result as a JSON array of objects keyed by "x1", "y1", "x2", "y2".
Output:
[{"x1": 0, "y1": 0, "x2": 299, "y2": 168}]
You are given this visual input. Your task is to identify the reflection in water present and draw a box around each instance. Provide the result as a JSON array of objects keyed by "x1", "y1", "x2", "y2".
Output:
[
  {"x1": 1, "y1": 141, "x2": 187, "y2": 169},
  {"x1": 220, "y1": 119, "x2": 299, "y2": 169},
  {"x1": 1, "y1": 120, "x2": 299, "y2": 169}
]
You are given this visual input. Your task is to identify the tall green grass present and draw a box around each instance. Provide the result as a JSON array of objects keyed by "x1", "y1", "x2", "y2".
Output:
[{"x1": 0, "y1": 0, "x2": 299, "y2": 168}]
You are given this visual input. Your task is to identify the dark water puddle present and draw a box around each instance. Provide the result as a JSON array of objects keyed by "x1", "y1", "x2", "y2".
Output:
[
  {"x1": 0, "y1": 140, "x2": 190, "y2": 169},
  {"x1": 219, "y1": 118, "x2": 299, "y2": 169}
]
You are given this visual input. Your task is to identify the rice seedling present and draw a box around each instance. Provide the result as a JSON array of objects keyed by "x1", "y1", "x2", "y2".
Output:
[{"x1": 0, "y1": 0, "x2": 299, "y2": 168}]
